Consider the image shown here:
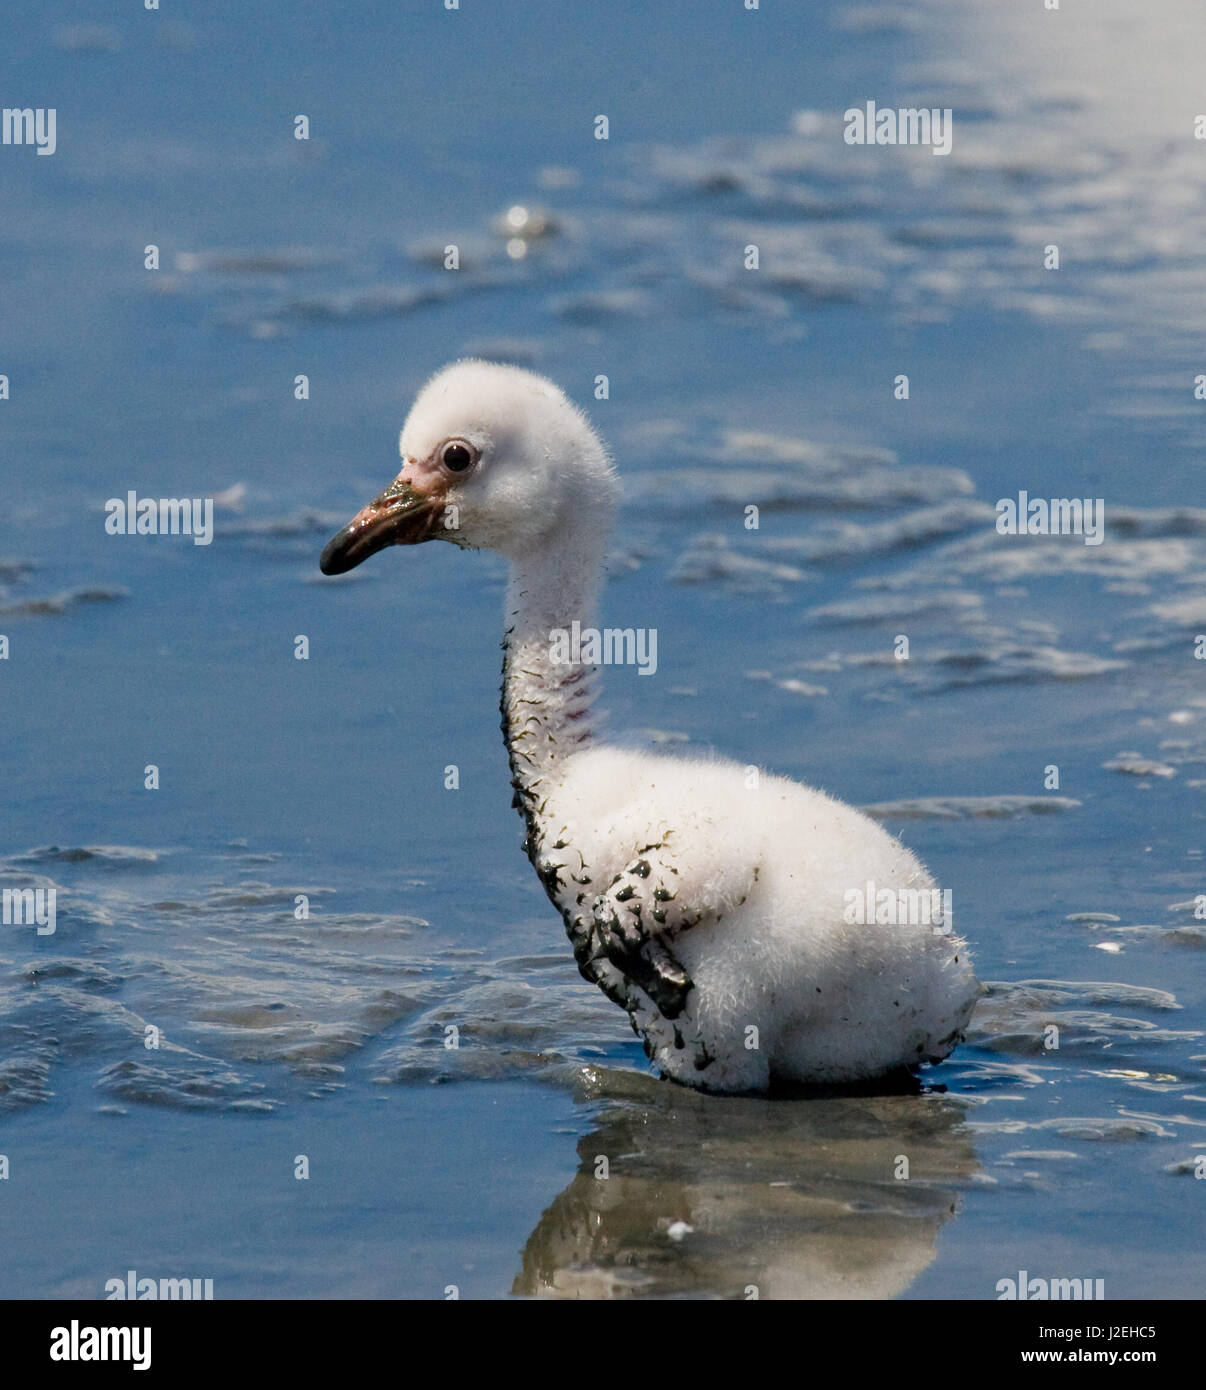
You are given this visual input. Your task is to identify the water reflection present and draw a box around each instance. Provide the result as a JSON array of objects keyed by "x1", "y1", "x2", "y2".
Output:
[{"x1": 515, "y1": 1077, "x2": 978, "y2": 1299}]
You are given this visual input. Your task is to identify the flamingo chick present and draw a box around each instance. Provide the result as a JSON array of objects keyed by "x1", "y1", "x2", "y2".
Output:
[{"x1": 320, "y1": 360, "x2": 979, "y2": 1093}]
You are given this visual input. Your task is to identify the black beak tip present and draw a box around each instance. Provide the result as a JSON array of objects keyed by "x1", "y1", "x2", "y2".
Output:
[
  {"x1": 319, "y1": 489, "x2": 433, "y2": 576},
  {"x1": 319, "y1": 530, "x2": 358, "y2": 576}
]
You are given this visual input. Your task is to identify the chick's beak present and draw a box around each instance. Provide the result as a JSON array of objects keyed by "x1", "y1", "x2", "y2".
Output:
[{"x1": 319, "y1": 477, "x2": 442, "y2": 575}]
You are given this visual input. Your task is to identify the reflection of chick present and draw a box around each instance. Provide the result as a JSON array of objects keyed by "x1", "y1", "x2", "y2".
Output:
[
  {"x1": 514, "y1": 1088, "x2": 977, "y2": 1299},
  {"x1": 322, "y1": 361, "x2": 979, "y2": 1092}
]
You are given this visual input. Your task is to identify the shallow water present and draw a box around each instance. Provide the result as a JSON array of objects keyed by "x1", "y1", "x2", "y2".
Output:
[{"x1": 1, "y1": 0, "x2": 1205, "y2": 1298}]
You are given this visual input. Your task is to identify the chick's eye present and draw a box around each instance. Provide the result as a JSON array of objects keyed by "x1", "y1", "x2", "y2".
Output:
[{"x1": 441, "y1": 441, "x2": 475, "y2": 472}]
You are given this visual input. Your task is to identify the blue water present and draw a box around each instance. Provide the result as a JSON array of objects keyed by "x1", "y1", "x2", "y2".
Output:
[{"x1": 2, "y1": 0, "x2": 1205, "y2": 1298}]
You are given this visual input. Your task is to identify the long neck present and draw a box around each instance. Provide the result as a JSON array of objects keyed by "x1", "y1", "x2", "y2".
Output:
[{"x1": 500, "y1": 531, "x2": 603, "y2": 830}]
